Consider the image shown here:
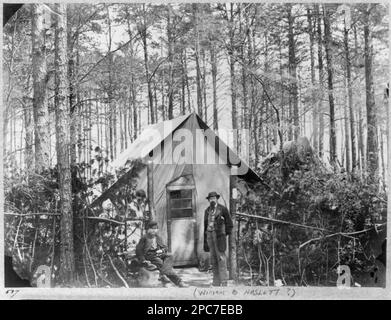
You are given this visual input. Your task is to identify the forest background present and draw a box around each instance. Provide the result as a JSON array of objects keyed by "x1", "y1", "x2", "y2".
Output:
[{"x1": 2, "y1": 2, "x2": 389, "y2": 287}]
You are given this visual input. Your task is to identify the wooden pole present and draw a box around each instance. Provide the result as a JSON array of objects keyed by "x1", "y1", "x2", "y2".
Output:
[
  {"x1": 385, "y1": 85, "x2": 390, "y2": 188},
  {"x1": 228, "y1": 174, "x2": 238, "y2": 281},
  {"x1": 147, "y1": 160, "x2": 156, "y2": 221},
  {"x1": 236, "y1": 212, "x2": 329, "y2": 232}
]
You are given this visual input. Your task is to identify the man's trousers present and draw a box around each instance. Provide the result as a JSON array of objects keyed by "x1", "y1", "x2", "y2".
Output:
[
  {"x1": 147, "y1": 254, "x2": 181, "y2": 285},
  {"x1": 206, "y1": 231, "x2": 228, "y2": 285}
]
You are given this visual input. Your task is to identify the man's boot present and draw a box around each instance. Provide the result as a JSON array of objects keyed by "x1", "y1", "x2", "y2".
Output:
[
  {"x1": 159, "y1": 273, "x2": 171, "y2": 283},
  {"x1": 211, "y1": 279, "x2": 221, "y2": 287},
  {"x1": 177, "y1": 280, "x2": 188, "y2": 288}
]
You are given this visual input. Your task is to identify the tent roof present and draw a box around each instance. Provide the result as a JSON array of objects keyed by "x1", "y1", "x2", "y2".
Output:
[
  {"x1": 192, "y1": 112, "x2": 261, "y2": 183},
  {"x1": 111, "y1": 113, "x2": 191, "y2": 169},
  {"x1": 91, "y1": 112, "x2": 261, "y2": 206}
]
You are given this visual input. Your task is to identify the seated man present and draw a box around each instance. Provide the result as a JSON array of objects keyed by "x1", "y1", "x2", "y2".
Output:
[{"x1": 136, "y1": 221, "x2": 186, "y2": 287}]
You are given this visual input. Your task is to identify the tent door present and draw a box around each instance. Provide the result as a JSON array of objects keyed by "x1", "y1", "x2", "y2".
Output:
[{"x1": 166, "y1": 186, "x2": 197, "y2": 266}]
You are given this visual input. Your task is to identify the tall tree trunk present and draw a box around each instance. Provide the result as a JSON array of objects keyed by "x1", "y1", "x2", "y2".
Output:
[
  {"x1": 23, "y1": 97, "x2": 34, "y2": 170},
  {"x1": 251, "y1": 23, "x2": 260, "y2": 166},
  {"x1": 379, "y1": 128, "x2": 386, "y2": 188},
  {"x1": 307, "y1": 8, "x2": 318, "y2": 153},
  {"x1": 183, "y1": 49, "x2": 192, "y2": 112},
  {"x1": 288, "y1": 96, "x2": 293, "y2": 141},
  {"x1": 354, "y1": 26, "x2": 365, "y2": 172},
  {"x1": 253, "y1": 111, "x2": 260, "y2": 167},
  {"x1": 194, "y1": 5, "x2": 203, "y2": 118},
  {"x1": 364, "y1": 5, "x2": 378, "y2": 180},
  {"x1": 74, "y1": 39, "x2": 82, "y2": 164},
  {"x1": 127, "y1": 93, "x2": 133, "y2": 143},
  {"x1": 119, "y1": 104, "x2": 124, "y2": 152},
  {"x1": 278, "y1": 38, "x2": 286, "y2": 142},
  {"x1": 77, "y1": 92, "x2": 82, "y2": 164},
  {"x1": 55, "y1": 3, "x2": 75, "y2": 284},
  {"x1": 340, "y1": 119, "x2": 345, "y2": 167},
  {"x1": 195, "y1": 51, "x2": 203, "y2": 117},
  {"x1": 167, "y1": 6, "x2": 174, "y2": 120},
  {"x1": 154, "y1": 81, "x2": 160, "y2": 121},
  {"x1": 210, "y1": 44, "x2": 218, "y2": 130},
  {"x1": 358, "y1": 103, "x2": 365, "y2": 172},
  {"x1": 32, "y1": 4, "x2": 50, "y2": 172},
  {"x1": 228, "y1": 4, "x2": 238, "y2": 131},
  {"x1": 248, "y1": 11, "x2": 257, "y2": 142},
  {"x1": 180, "y1": 49, "x2": 186, "y2": 115},
  {"x1": 96, "y1": 93, "x2": 101, "y2": 149},
  {"x1": 125, "y1": 12, "x2": 138, "y2": 140},
  {"x1": 3, "y1": 10, "x2": 19, "y2": 158},
  {"x1": 12, "y1": 107, "x2": 16, "y2": 156},
  {"x1": 133, "y1": 89, "x2": 138, "y2": 140},
  {"x1": 88, "y1": 92, "x2": 93, "y2": 178},
  {"x1": 298, "y1": 71, "x2": 304, "y2": 137},
  {"x1": 246, "y1": 8, "x2": 254, "y2": 134},
  {"x1": 287, "y1": 4, "x2": 299, "y2": 140},
  {"x1": 106, "y1": 7, "x2": 114, "y2": 160},
  {"x1": 126, "y1": 89, "x2": 132, "y2": 143},
  {"x1": 108, "y1": 91, "x2": 114, "y2": 161},
  {"x1": 316, "y1": 4, "x2": 324, "y2": 158},
  {"x1": 108, "y1": 89, "x2": 114, "y2": 162},
  {"x1": 112, "y1": 100, "x2": 117, "y2": 159},
  {"x1": 344, "y1": 19, "x2": 357, "y2": 172},
  {"x1": 241, "y1": 30, "x2": 248, "y2": 133},
  {"x1": 67, "y1": 13, "x2": 78, "y2": 167},
  {"x1": 104, "y1": 102, "x2": 109, "y2": 160},
  {"x1": 229, "y1": 56, "x2": 237, "y2": 131},
  {"x1": 323, "y1": 5, "x2": 337, "y2": 166},
  {"x1": 262, "y1": 29, "x2": 272, "y2": 157},
  {"x1": 23, "y1": 73, "x2": 34, "y2": 170},
  {"x1": 385, "y1": 84, "x2": 390, "y2": 186},
  {"x1": 344, "y1": 87, "x2": 351, "y2": 173},
  {"x1": 140, "y1": 5, "x2": 155, "y2": 124},
  {"x1": 123, "y1": 95, "x2": 128, "y2": 149},
  {"x1": 160, "y1": 67, "x2": 166, "y2": 120},
  {"x1": 202, "y1": 48, "x2": 208, "y2": 123},
  {"x1": 107, "y1": 9, "x2": 117, "y2": 159}
]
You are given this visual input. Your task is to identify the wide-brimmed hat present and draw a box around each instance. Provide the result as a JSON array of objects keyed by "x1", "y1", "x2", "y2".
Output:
[
  {"x1": 146, "y1": 220, "x2": 158, "y2": 230},
  {"x1": 135, "y1": 189, "x2": 146, "y2": 198},
  {"x1": 206, "y1": 191, "x2": 220, "y2": 200}
]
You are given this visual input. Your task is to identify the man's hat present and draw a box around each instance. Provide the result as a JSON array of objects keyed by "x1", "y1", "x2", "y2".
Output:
[
  {"x1": 206, "y1": 191, "x2": 220, "y2": 200},
  {"x1": 136, "y1": 189, "x2": 146, "y2": 198},
  {"x1": 146, "y1": 220, "x2": 158, "y2": 230}
]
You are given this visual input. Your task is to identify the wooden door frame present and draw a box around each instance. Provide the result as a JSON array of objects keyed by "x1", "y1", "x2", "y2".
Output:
[{"x1": 166, "y1": 185, "x2": 197, "y2": 263}]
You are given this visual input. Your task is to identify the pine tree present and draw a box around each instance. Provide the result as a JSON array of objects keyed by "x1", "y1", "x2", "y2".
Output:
[
  {"x1": 54, "y1": 3, "x2": 75, "y2": 283},
  {"x1": 363, "y1": 5, "x2": 379, "y2": 179},
  {"x1": 323, "y1": 4, "x2": 337, "y2": 166},
  {"x1": 31, "y1": 4, "x2": 50, "y2": 172}
]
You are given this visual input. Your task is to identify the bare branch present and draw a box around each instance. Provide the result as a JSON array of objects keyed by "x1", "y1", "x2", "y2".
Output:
[
  {"x1": 5, "y1": 212, "x2": 60, "y2": 217},
  {"x1": 107, "y1": 255, "x2": 129, "y2": 288},
  {"x1": 299, "y1": 223, "x2": 387, "y2": 249},
  {"x1": 77, "y1": 34, "x2": 138, "y2": 85}
]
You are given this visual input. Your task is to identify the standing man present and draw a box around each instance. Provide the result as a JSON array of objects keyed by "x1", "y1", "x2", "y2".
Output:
[{"x1": 203, "y1": 191, "x2": 233, "y2": 286}]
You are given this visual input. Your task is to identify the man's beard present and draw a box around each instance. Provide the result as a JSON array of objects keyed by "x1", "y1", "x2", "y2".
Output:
[{"x1": 210, "y1": 201, "x2": 216, "y2": 207}]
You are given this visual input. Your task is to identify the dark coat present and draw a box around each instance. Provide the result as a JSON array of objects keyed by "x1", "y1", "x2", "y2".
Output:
[
  {"x1": 136, "y1": 234, "x2": 167, "y2": 262},
  {"x1": 203, "y1": 203, "x2": 233, "y2": 253}
]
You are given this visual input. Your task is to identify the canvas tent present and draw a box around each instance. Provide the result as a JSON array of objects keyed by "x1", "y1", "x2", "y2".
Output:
[{"x1": 91, "y1": 112, "x2": 260, "y2": 266}]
